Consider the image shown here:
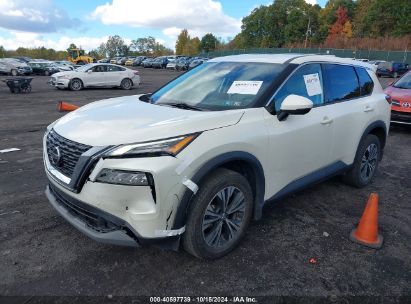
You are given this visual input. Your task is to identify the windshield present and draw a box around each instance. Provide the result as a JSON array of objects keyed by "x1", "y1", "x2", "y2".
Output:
[
  {"x1": 76, "y1": 64, "x2": 94, "y2": 72},
  {"x1": 394, "y1": 73, "x2": 411, "y2": 89},
  {"x1": 151, "y1": 62, "x2": 286, "y2": 111}
]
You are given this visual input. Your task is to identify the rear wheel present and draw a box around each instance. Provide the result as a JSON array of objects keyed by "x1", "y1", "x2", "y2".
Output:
[
  {"x1": 69, "y1": 78, "x2": 83, "y2": 91},
  {"x1": 343, "y1": 134, "x2": 381, "y2": 188},
  {"x1": 120, "y1": 78, "x2": 132, "y2": 90},
  {"x1": 183, "y1": 168, "x2": 253, "y2": 259}
]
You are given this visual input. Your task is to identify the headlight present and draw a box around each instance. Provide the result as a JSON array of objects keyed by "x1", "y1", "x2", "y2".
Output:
[
  {"x1": 95, "y1": 169, "x2": 151, "y2": 186},
  {"x1": 58, "y1": 75, "x2": 71, "y2": 79},
  {"x1": 107, "y1": 134, "x2": 199, "y2": 157}
]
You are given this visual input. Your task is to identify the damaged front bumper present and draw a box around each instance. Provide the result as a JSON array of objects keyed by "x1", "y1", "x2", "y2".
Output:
[
  {"x1": 45, "y1": 183, "x2": 185, "y2": 250},
  {"x1": 46, "y1": 184, "x2": 140, "y2": 247}
]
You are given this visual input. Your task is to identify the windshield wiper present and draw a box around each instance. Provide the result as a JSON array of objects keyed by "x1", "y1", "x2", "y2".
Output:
[{"x1": 162, "y1": 102, "x2": 203, "y2": 111}]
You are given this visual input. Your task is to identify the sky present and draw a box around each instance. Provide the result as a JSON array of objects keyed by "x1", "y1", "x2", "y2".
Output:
[{"x1": 0, "y1": 0, "x2": 327, "y2": 52}]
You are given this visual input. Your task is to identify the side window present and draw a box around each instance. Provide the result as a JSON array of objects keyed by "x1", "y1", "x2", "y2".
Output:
[
  {"x1": 323, "y1": 64, "x2": 360, "y2": 103},
  {"x1": 274, "y1": 63, "x2": 324, "y2": 111},
  {"x1": 355, "y1": 67, "x2": 374, "y2": 96},
  {"x1": 92, "y1": 65, "x2": 106, "y2": 72},
  {"x1": 107, "y1": 65, "x2": 121, "y2": 72}
]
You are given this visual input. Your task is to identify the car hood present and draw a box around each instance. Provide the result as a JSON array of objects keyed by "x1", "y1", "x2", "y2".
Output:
[
  {"x1": 53, "y1": 70, "x2": 82, "y2": 77},
  {"x1": 384, "y1": 86, "x2": 411, "y2": 101},
  {"x1": 53, "y1": 95, "x2": 244, "y2": 146}
]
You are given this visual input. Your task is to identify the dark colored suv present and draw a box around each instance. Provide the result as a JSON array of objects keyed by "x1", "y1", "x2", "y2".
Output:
[{"x1": 377, "y1": 62, "x2": 409, "y2": 78}]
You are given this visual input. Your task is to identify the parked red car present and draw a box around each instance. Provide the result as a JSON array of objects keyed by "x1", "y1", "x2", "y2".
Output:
[{"x1": 384, "y1": 71, "x2": 411, "y2": 126}]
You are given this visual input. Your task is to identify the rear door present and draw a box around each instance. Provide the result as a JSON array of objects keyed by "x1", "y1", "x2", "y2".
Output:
[
  {"x1": 106, "y1": 65, "x2": 125, "y2": 86},
  {"x1": 321, "y1": 64, "x2": 374, "y2": 165}
]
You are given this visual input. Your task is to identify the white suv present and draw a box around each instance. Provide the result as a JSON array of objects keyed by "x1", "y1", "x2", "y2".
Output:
[{"x1": 43, "y1": 54, "x2": 391, "y2": 259}]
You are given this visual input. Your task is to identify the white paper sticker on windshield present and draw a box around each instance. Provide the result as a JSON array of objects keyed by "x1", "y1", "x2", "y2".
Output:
[
  {"x1": 303, "y1": 73, "x2": 322, "y2": 96},
  {"x1": 227, "y1": 81, "x2": 263, "y2": 95}
]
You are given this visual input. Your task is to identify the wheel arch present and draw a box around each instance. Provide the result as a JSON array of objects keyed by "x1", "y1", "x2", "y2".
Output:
[
  {"x1": 172, "y1": 151, "x2": 266, "y2": 230},
  {"x1": 359, "y1": 120, "x2": 387, "y2": 160}
]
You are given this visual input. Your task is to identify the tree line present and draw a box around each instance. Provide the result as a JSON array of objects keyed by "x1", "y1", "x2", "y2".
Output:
[
  {"x1": 225, "y1": 0, "x2": 410, "y2": 51},
  {"x1": 0, "y1": 35, "x2": 175, "y2": 60},
  {"x1": 174, "y1": 0, "x2": 410, "y2": 55}
]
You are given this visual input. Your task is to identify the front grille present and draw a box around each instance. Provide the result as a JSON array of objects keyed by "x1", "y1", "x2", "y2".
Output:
[
  {"x1": 391, "y1": 110, "x2": 411, "y2": 123},
  {"x1": 49, "y1": 184, "x2": 118, "y2": 233},
  {"x1": 46, "y1": 130, "x2": 92, "y2": 178}
]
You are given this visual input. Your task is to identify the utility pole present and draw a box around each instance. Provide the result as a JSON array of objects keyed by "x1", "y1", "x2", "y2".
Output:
[{"x1": 304, "y1": 17, "x2": 311, "y2": 49}]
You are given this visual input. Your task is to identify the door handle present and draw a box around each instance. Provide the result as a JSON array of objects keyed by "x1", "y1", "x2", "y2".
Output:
[
  {"x1": 321, "y1": 117, "x2": 333, "y2": 125},
  {"x1": 364, "y1": 105, "x2": 374, "y2": 112}
]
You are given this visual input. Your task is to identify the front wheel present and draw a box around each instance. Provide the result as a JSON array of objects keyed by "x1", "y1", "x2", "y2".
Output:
[
  {"x1": 120, "y1": 78, "x2": 132, "y2": 90},
  {"x1": 343, "y1": 134, "x2": 381, "y2": 188},
  {"x1": 183, "y1": 168, "x2": 253, "y2": 259},
  {"x1": 69, "y1": 78, "x2": 83, "y2": 91}
]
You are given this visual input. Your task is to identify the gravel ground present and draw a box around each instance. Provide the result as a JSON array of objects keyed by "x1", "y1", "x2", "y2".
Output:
[{"x1": 0, "y1": 68, "x2": 410, "y2": 302}]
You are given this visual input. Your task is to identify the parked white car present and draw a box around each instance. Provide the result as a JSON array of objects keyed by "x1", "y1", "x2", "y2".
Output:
[
  {"x1": 49, "y1": 63, "x2": 140, "y2": 90},
  {"x1": 43, "y1": 54, "x2": 390, "y2": 259},
  {"x1": 0, "y1": 58, "x2": 32, "y2": 75}
]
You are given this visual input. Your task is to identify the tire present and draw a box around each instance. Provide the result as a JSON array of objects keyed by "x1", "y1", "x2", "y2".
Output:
[
  {"x1": 11, "y1": 69, "x2": 18, "y2": 76},
  {"x1": 120, "y1": 78, "x2": 132, "y2": 90},
  {"x1": 183, "y1": 168, "x2": 253, "y2": 259},
  {"x1": 343, "y1": 134, "x2": 381, "y2": 188},
  {"x1": 22, "y1": 84, "x2": 31, "y2": 93},
  {"x1": 69, "y1": 78, "x2": 83, "y2": 91}
]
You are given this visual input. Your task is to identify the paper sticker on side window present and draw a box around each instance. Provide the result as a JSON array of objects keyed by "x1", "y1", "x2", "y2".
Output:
[
  {"x1": 227, "y1": 81, "x2": 263, "y2": 95},
  {"x1": 303, "y1": 73, "x2": 322, "y2": 96}
]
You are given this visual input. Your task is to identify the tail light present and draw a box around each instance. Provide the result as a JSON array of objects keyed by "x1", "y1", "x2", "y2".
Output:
[
  {"x1": 133, "y1": 71, "x2": 139, "y2": 75},
  {"x1": 385, "y1": 95, "x2": 392, "y2": 104}
]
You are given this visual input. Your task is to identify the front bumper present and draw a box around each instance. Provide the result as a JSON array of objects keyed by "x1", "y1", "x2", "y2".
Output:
[
  {"x1": 48, "y1": 77, "x2": 70, "y2": 88},
  {"x1": 391, "y1": 110, "x2": 411, "y2": 126},
  {"x1": 46, "y1": 184, "x2": 140, "y2": 247},
  {"x1": 43, "y1": 133, "x2": 189, "y2": 241}
]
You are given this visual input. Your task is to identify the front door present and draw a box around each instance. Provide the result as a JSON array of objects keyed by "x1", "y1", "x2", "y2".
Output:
[
  {"x1": 85, "y1": 65, "x2": 108, "y2": 86},
  {"x1": 264, "y1": 63, "x2": 334, "y2": 198}
]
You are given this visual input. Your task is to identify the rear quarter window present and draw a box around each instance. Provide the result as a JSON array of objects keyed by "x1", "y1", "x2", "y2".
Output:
[
  {"x1": 323, "y1": 64, "x2": 360, "y2": 103},
  {"x1": 355, "y1": 67, "x2": 374, "y2": 96}
]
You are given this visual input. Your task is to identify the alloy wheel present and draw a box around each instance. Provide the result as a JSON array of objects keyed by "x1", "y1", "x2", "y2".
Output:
[
  {"x1": 360, "y1": 143, "x2": 378, "y2": 181},
  {"x1": 202, "y1": 186, "x2": 246, "y2": 248},
  {"x1": 71, "y1": 80, "x2": 81, "y2": 90}
]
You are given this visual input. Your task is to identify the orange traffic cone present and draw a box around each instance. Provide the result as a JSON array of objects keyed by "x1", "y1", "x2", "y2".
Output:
[
  {"x1": 58, "y1": 101, "x2": 79, "y2": 112},
  {"x1": 350, "y1": 193, "x2": 383, "y2": 249}
]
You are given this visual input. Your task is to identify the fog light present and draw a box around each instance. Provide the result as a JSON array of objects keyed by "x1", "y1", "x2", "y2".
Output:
[{"x1": 96, "y1": 169, "x2": 150, "y2": 186}]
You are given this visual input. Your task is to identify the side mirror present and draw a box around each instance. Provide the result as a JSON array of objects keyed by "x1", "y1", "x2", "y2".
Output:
[
  {"x1": 139, "y1": 93, "x2": 152, "y2": 103},
  {"x1": 277, "y1": 95, "x2": 313, "y2": 121}
]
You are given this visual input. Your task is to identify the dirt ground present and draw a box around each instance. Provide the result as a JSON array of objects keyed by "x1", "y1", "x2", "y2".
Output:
[{"x1": 0, "y1": 67, "x2": 410, "y2": 302}]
